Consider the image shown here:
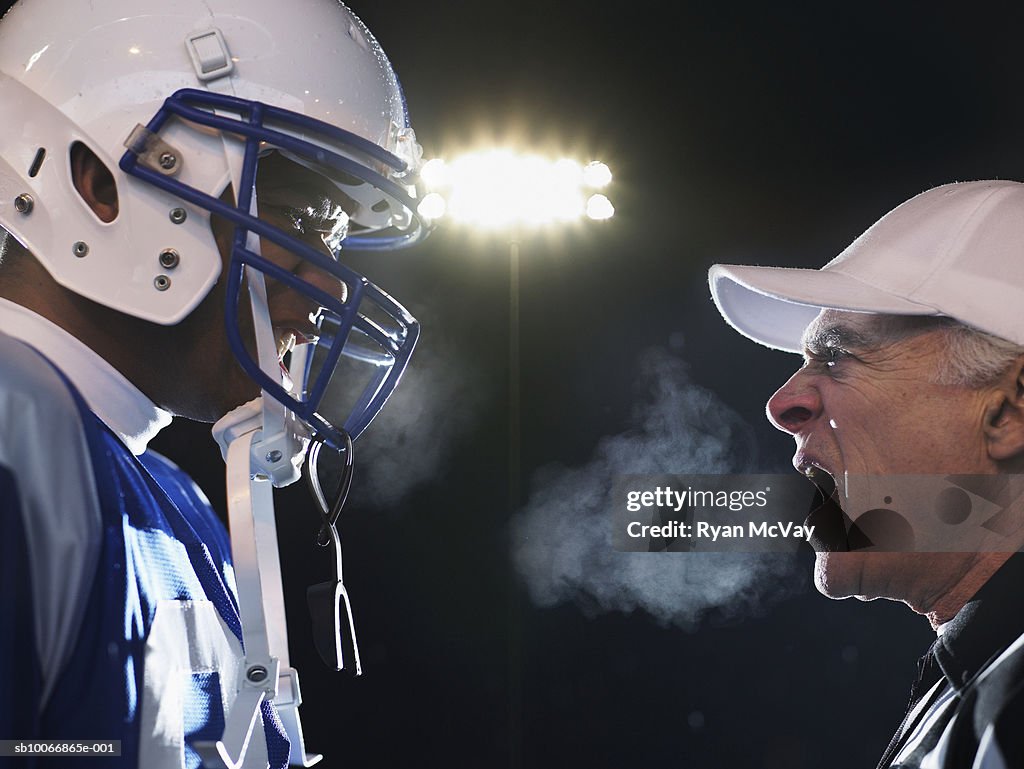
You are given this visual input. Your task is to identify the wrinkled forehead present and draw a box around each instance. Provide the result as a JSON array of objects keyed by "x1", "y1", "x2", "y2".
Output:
[
  {"x1": 800, "y1": 309, "x2": 946, "y2": 356},
  {"x1": 801, "y1": 309, "x2": 885, "y2": 352}
]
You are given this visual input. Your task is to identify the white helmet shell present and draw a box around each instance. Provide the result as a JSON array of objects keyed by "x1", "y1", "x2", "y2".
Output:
[{"x1": 0, "y1": 0, "x2": 419, "y2": 324}]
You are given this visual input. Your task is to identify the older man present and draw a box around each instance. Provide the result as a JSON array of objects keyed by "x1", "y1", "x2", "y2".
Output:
[{"x1": 710, "y1": 180, "x2": 1024, "y2": 768}]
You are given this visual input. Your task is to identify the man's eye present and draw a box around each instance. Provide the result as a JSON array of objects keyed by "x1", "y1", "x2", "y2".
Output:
[
  {"x1": 806, "y1": 348, "x2": 849, "y2": 369},
  {"x1": 258, "y1": 203, "x2": 305, "y2": 233},
  {"x1": 286, "y1": 208, "x2": 315, "y2": 234},
  {"x1": 260, "y1": 201, "x2": 348, "y2": 259}
]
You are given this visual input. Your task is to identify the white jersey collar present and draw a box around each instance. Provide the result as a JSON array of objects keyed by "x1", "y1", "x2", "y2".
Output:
[{"x1": 0, "y1": 298, "x2": 172, "y2": 455}]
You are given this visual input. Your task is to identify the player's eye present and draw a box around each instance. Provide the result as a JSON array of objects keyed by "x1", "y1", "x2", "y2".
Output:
[{"x1": 284, "y1": 206, "x2": 318, "y2": 234}]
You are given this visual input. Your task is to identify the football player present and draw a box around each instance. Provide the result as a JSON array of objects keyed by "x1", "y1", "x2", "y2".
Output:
[{"x1": 0, "y1": 0, "x2": 430, "y2": 766}]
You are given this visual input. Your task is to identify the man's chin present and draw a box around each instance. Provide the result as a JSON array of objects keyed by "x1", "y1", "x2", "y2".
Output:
[
  {"x1": 813, "y1": 551, "x2": 867, "y2": 600},
  {"x1": 813, "y1": 550, "x2": 916, "y2": 601}
]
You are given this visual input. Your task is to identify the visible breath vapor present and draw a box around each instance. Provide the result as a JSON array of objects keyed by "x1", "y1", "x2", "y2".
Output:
[
  {"x1": 347, "y1": 315, "x2": 483, "y2": 508},
  {"x1": 512, "y1": 347, "x2": 801, "y2": 630}
]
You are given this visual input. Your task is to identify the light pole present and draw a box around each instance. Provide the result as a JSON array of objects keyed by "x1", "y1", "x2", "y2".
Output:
[
  {"x1": 416, "y1": 150, "x2": 613, "y2": 768},
  {"x1": 417, "y1": 151, "x2": 614, "y2": 511}
]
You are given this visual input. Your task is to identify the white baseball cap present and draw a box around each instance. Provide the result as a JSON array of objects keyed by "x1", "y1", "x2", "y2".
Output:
[{"x1": 709, "y1": 180, "x2": 1024, "y2": 352}]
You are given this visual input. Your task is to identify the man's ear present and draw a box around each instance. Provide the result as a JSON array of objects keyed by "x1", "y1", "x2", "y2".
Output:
[
  {"x1": 70, "y1": 141, "x2": 118, "y2": 223},
  {"x1": 985, "y1": 356, "x2": 1024, "y2": 462}
]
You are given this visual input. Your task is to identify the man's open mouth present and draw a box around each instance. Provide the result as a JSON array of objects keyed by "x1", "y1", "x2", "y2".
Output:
[
  {"x1": 276, "y1": 326, "x2": 318, "y2": 393},
  {"x1": 800, "y1": 465, "x2": 918, "y2": 552},
  {"x1": 801, "y1": 465, "x2": 853, "y2": 552}
]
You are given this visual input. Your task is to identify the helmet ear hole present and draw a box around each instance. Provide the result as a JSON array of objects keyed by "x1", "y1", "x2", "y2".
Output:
[{"x1": 69, "y1": 141, "x2": 119, "y2": 223}]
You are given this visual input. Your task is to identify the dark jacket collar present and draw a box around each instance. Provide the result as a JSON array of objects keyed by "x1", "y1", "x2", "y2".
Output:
[{"x1": 932, "y1": 553, "x2": 1024, "y2": 694}]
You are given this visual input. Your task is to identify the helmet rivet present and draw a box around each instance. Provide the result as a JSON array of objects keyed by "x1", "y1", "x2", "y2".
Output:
[
  {"x1": 158, "y1": 152, "x2": 177, "y2": 170},
  {"x1": 159, "y1": 249, "x2": 180, "y2": 269},
  {"x1": 154, "y1": 275, "x2": 171, "y2": 291},
  {"x1": 169, "y1": 208, "x2": 187, "y2": 224},
  {"x1": 246, "y1": 665, "x2": 268, "y2": 683},
  {"x1": 265, "y1": 450, "x2": 283, "y2": 463},
  {"x1": 72, "y1": 241, "x2": 89, "y2": 258},
  {"x1": 13, "y1": 193, "x2": 34, "y2": 215}
]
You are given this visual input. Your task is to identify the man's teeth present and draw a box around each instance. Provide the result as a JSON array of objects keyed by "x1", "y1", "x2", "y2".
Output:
[{"x1": 277, "y1": 329, "x2": 298, "y2": 360}]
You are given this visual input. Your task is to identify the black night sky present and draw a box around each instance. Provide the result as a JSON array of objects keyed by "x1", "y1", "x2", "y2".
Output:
[{"x1": 20, "y1": 1, "x2": 1024, "y2": 766}]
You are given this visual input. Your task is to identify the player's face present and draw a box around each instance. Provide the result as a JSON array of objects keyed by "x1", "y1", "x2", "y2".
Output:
[
  {"x1": 765, "y1": 310, "x2": 993, "y2": 606},
  {"x1": 184, "y1": 153, "x2": 351, "y2": 421}
]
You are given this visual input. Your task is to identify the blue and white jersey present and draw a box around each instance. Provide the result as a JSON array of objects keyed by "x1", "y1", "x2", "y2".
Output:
[{"x1": 0, "y1": 299, "x2": 288, "y2": 768}]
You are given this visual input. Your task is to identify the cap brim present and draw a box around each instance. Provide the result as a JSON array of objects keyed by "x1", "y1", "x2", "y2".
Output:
[{"x1": 709, "y1": 264, "x2": 940, "y2": 353}]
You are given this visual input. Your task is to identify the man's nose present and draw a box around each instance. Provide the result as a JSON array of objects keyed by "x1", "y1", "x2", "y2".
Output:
[
  {"x1": 296, "y1": 261, "x2": 350, "y2": 305},
  {"x1": 766, "y1": 370, "x2": 822, "y2": 434}
]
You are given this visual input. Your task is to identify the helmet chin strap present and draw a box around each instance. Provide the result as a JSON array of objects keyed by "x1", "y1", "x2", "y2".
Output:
[
  {"x1": 200, "y1": 424, "x2": 321, "y2": 769},
  {"x1": 205, "y1": 201, "x2": 321, "y2": 768}
]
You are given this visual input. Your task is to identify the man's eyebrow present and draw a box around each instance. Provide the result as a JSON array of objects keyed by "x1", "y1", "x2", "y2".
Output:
[
  {"x1": 259, "y1": 178, "x2": 354, "y2": 223},
  {"x1": 260, "y1": 178, "x2": 332, "y2": 207},
  {"x1": 801, "y1": 323, "x2": 875, "y2": 355}
]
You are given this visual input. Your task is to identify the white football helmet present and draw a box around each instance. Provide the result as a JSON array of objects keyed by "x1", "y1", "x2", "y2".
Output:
[{"x1": 0, "y1": 0, "x2": 427, "y2": 458}]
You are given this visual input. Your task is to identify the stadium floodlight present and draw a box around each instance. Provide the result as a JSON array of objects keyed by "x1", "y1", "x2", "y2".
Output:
[
  {"x1": 417, "y1": 150, "x2": 614, "y2": 229},
  {"x1": 415, "y1": 146, "x2": 615, "y2": 522}
]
